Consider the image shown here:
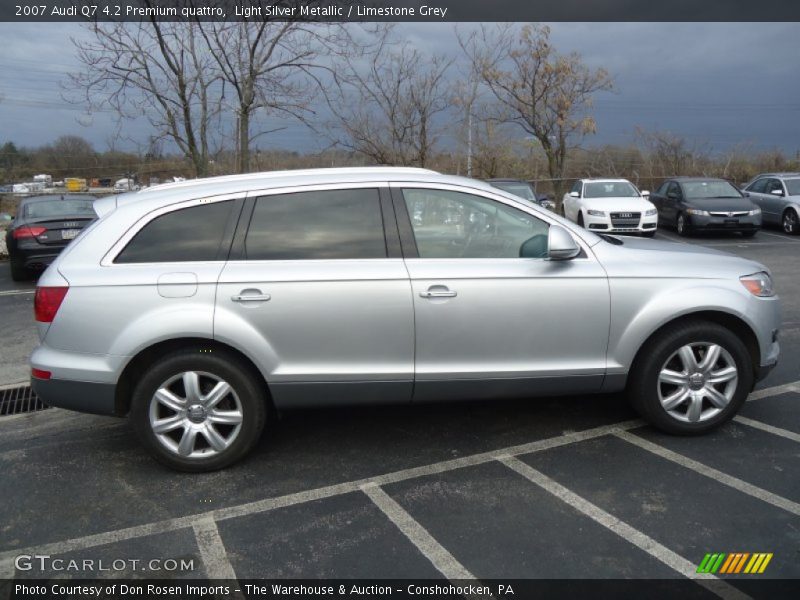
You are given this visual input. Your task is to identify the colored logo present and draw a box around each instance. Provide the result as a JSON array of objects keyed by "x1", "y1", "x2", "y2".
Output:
[{"x1": 697, "y1": 553, "x2": 773, "y2": 574}]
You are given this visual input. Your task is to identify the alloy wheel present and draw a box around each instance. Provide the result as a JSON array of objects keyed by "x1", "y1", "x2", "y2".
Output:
[
  {"x1": 148, "y1": 371, "x2": 243, "y2": 459},
  {"x1": 783, "y1": 210, "x2": 798, "y2": 234},
  {"x1": 677, "y1": 214, "x2": 686, "y2": 235},
  {"x1": 657, "y1": 343, "x2": 738, "y2": 423}
]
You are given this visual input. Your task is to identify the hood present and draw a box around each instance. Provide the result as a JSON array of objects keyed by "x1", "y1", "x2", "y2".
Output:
[
  {"x1": 686, "y1": 197, "x2": 756, "y2": 211},
  {"x1": 593, "y1": 235, "x2": 767, "y2": 280},
  {"x1": 583, "y1": 196, "x2": 655, "y2": 213}
]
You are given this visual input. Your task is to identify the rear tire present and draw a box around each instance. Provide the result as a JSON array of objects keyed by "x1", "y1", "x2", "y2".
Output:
[
  {"x1": 783, "y1": 208, "x2": 799, "y2": 235},
  {"x1": 9, "y1": 259, "x2": 31, "y2": 282},
  {"x1": 130, "y1": 348, "x2": 267, "y2": 472},
  {"x1": 626, "y1": 320, "x2": 753, "y2": 435}
]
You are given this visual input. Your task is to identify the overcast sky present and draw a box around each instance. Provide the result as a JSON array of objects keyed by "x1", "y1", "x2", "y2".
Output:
[{"x1": 1, "y1": 22, "x2": 798, "y2": 157}]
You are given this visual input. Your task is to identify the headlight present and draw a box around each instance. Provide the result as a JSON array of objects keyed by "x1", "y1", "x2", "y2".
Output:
[
  {"x1": 749, "y1": 207, "x2": 761, "y2": 216},
  {"x1": 685, "y1": 208, "x2": 709, "y2": 216},
  {"x1": 645, "y1": 209, "x2": 657, "y2": 216},
  {"x1": 587, "y1": 209, "x2": 605, "y2": 217},
  {"x1": 740, "y1": 272, "x2": 775, "y2": 297}
]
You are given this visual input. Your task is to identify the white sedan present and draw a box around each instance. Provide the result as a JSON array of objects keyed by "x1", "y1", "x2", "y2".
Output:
[{"x1": 563, "y1": 178, "x2": 658, "y2": 236}]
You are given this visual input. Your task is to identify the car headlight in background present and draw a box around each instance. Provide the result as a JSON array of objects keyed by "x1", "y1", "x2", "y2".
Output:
[
  {"x1": 740, "y1": 272, "x2": 775, "y2": 297},
  {"x1": 685, "y1": 208, "x2": 709, "y2": 216},
  {"x1": 645, "y1": 209, "x2": 657, "y2": 216},
  {"x1": 749, "y1": 207, "x2": 761, "y2": 216},
  {"x1": 587, "y1": 209, "x2": 605, "y2": 217}
]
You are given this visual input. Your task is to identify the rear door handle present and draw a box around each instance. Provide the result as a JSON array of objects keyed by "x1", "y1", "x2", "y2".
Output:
[
  {"x1": 231, "y1": 290, "x2": 271, "y2": 302},
  {"x1": 419, "y1": 289, "x2": 457, "y2": 299}
]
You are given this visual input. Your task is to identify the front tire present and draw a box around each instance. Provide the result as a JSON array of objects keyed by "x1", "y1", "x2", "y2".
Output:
[
  {"x1": 577, "y1": 212, "x2": 585, "y2": 228},
  {"x1": 783, "y1": 208, "x2": 799, "y2": 235},
  {"x1": 676, "y1": 213, "x2": 691, "y2": 237},
  {"x1": 626, "y1": 320, "x2": 753, "y2": 435},
  {"x1": 130, "y1": 348, "x2": 267, "y2": 472}
]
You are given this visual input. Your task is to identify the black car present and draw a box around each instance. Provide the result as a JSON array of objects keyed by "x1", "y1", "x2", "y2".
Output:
[
  {"x1": 5, "y1": 195, "x2": 97, "y2": 281},
  {"x1": 486, "y1": 178, "x2": 556, "y2": 211},
  {"x1": 650, "y1": 177, "x2": 761, "y2": 237}
]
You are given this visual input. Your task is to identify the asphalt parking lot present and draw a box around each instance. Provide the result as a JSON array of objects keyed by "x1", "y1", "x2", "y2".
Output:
[{"x1": 0, "y1": 226, "x2": 798, "y2": 596}]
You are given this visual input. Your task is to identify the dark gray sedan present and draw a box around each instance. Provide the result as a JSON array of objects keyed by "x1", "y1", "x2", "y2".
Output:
[
  {"x1": 650, "y1": 178, "x2": 761, "y2": 237},
  {"x1": 5, "y1": 195, "x2": 97, "y2": 281}
]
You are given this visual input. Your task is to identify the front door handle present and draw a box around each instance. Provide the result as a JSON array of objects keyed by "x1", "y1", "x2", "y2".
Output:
[
  {"x1": 419, "y1": 289, "x2": 457, "y2": 299},
  {"x1": 232, "y1": 289, "x2": 271, "y2": 302}
]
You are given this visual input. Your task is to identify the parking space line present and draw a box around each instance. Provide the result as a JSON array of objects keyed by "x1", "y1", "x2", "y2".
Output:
[
  {"x1": 497, "y1": 456, "x2": 747, "y2": 600},
  {"x1": 758, "y1": 230, "x2": 800, "y2": 242},
  {"x1": 748, "y1": 381, "x2": 800, "y2": 401},
  {"x1": 614, "y1": 431, "x2": 800, "y2": 517},
  {"x1": 0, "y1": 419, "x2": 643, "y2": 563},
  {"x1": 191, "y1": 517, "x2": 241, "y2": 585},
  {"x1": 734, "y1": 416, "x2": 800, "y2": 443},
  {"x1": 0, "y1": 290, "x2": 34, "y2": 297},
  {"x1": 361, "y1": 483, "x2": 476, "y2": 582}
]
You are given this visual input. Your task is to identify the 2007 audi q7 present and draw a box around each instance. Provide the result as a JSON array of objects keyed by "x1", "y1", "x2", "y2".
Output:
[{"x1": 30, "y1": 168, "x2": 781, "y2": 471}]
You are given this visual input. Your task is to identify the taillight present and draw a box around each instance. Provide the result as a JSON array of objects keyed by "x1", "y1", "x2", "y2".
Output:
[
  {"x1": 13, "y1": 226, "x2": 47, "y2": 239},
  {"x1": 34, "y1": 286, "x2": 69, "y2": 323}
]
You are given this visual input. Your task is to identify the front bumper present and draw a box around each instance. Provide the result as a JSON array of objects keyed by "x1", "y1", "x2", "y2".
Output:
[
  {"x1": 31, "y1": 376, "x2": 118, "y2": 416},
  {"x1": 687, "y1": 214, "x2": 761, "y2": 232},
  {"x1": 584, "y1": 213, "x2": 658, "y2": 234}
]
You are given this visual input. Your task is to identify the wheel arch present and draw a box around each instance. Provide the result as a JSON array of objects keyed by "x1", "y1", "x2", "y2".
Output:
[
  {"x1": 630, "y1": 310, "x2": 760, "y2": 381},
  {"x1": 114, "y1": 337, "x2": 273, "y2": 416}
]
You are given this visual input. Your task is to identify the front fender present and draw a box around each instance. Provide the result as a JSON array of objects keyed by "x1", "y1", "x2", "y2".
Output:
[{"x1": 607, "y1": 279, "x2": 759, "y2": 373}]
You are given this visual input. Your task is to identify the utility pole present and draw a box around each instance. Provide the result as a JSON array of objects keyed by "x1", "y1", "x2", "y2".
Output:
[{"x1": 467, "y1": 111, "x2": 473, "y2": 178}]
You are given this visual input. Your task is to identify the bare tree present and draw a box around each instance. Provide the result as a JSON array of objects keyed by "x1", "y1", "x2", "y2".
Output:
[
  {"x1": 325, "y1": 30, "x2": 453, "y2": 167},
  {"x1": 460, "y1": 24, "x2": 613, "y2": 205},
  {"x1": 198, "y1": 18, "x2": 357, "y2": 173},
  {"x1": 635, "y1": 128, "x2": 712, "y2": 177},
  {"x1": 68, "y1": 14, "x2": 222, "y2": 177}
]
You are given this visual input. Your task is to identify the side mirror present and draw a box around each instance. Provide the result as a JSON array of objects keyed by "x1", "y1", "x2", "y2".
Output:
[
  {"x1": 548, "y1": 225, "x2": 581, "y2": 261},
  {"x1": 770, "y1": 189, "x2": 785, "y2": 196},
  {"x1": 569, "y1": 191, "x2": 580, "y2": 198},
  {"x1": 641, "y1": 190, "x2": 650, "y2": 197}
]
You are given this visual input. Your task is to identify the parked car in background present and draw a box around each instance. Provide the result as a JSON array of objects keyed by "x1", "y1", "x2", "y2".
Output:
[
  {"x1": 5, "y1": 195, "x2": 97, "y2": 281},
  {"x1": 650, "y1": 178, "x2": 761, "y2": 237},
  {"x1": 563, "y1": 178, "x2": 657, "y2": 236},
  {"x1": 114, "y1": 178, "x2": 140, "y2": 192},
  {"x1": 486, "y1": 178, "x2": 556, "y2": 211},
  {"x1": 741, "y1": 173, "x2": 800, "y2": 235},
  {"x1": 29, "y1": 168, "x2": 780, "y2": 471}
]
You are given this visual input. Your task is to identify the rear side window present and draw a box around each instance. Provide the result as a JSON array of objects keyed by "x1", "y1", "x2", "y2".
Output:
[
  {"x1": 245, "y1": 189, "x2": 386, "y2": 260},
  {"x1": 115, "y1": 200, "x2": 234, "y2": 263}
]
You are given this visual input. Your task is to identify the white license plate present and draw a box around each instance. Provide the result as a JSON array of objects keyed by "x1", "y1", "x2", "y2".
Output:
[{"x1": 61, "y1": 229, "x2": 80, "y2": 240}]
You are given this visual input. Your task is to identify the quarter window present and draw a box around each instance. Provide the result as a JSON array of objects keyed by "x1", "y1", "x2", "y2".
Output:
[
  {"x1": 402, "y1": 188, "x2": 549, "y2": 259},
  {"x1": 115, "y1": 200, "x2": 234, "y2": 263},
  {"x1": 747, "y1": 178, "x2": 767, "y2": 193},
  {"x1": 245, "y1": 189, "x2": 386, "y2": 260}
]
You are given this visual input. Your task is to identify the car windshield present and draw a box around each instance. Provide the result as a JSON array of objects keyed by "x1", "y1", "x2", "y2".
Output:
[
  {"x1": 24, "y1": 199, "x2": 96, "y2": 219},
  {"x1": 493, "y1": 182, "x2": 536, "y2": 201},
  {"x1": 583, "y1": 182, "x2": 639, "y2": 198},
  {"x1": 682, "y1": 181, "x2": 741, "y2": 199},
  {"x1": 785, "y1": 179, "x2": 800, "y2": 196}
]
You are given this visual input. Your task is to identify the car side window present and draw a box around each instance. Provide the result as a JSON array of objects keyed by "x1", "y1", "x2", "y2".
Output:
[
  {"x1": 765, "y1": 179, "x2": 784, "y2": 195},
  {"x1": 667, "y1": 182, "x2": 682, "y2": 199},
  {"x1": 570, "y1": 180, "x2": 582, "y2": 196},
  {"x1": 402, "y1": 188, "x2": 550, "y2": 259},
  {"x1": 747, "y1": 178, "x2": 767, "y2": 193},
  {"x1": 655, "y1": 181, "x2": 670, "y2": 195},
  {"x1": 245, "y1": 188, "x2": 386, "y2": 260},
  {"x1": 115, "y1": 200, "x2": 234, "y2": 263}
]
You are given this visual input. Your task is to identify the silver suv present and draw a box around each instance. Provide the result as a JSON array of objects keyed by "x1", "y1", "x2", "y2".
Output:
[{"x1": 30, "y1": 168, "x2": 781, "y2": 471}]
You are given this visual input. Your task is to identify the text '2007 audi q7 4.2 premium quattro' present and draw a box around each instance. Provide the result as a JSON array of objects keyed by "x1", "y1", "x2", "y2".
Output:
[{"x1": 29, "y1": 168, "x2": 780, "y2": 471}]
